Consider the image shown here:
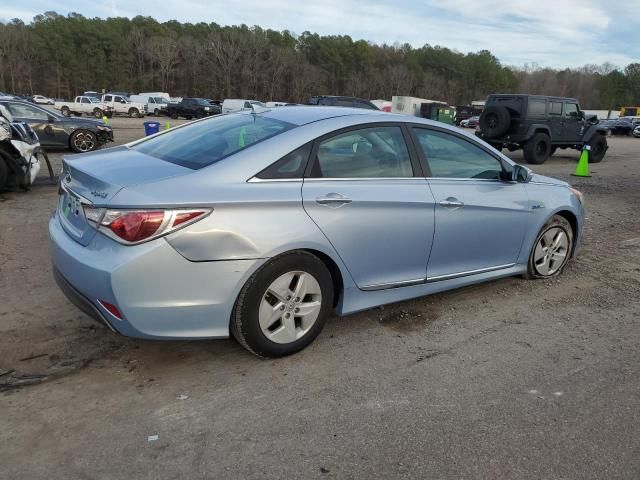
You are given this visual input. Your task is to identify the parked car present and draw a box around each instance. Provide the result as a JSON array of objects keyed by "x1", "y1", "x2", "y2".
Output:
[
  {"x1": 460, "y1": 116, "x2": 480, "y2": 128},
  {"x1": 101, "y1": 94, "x2": 147, "y2": 118},
  {"x1": 477, "y1": 94, "x2": 608, "y2": 164},
  {"x1": 54, "y1": 96, "x2": 112, "y2": 119},
  {"x1": 608, "y1": 117, "x2": 634, "y2": 136},
  {"x1": 1, "y1": 99, "x2": 113, "y2": 153},
  {"x1": 129, "y1": 95, "x2": 170, "y2": 116},
  {"x1": 204, "y1": 99, "x2": 222, "y2": 114},
  {"x1": 166, "y1": 98, "x2": 219, "y2": 119},
  {"x1": 221, "y1": 99, "x2": 267, "y2": 114},
  {"x1": 307, "y1": 95, "x2": 378, "y2": 110},
  {"x1": 50, "y1": 106, "x2": 585, "y2": 358},
  {"x1": 32, "y1": 94, "x2": 55, "y2": 105}
]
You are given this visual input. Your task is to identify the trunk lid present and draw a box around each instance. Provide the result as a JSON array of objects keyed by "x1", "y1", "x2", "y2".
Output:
[{"x1": 58, "y1": 146, "x2": 191, "y2": 246}]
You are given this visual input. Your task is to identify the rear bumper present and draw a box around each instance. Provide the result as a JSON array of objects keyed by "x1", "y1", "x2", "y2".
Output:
[
  {"x1": 49, "y1": 211, "x2": 264, "y2": 339},
  {"x1": 53, "y1": 267, "x2": 116, "y2": 332}
]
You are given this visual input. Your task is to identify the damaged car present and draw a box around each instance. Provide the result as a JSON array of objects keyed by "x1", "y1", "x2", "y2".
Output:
[{"x1": 0, "y1": 104, "x2": 43, "y2": 190}]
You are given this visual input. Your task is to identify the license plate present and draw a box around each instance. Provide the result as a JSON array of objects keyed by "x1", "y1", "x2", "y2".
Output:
[{"x1": 61, "y1": 191, "x2": 81, "y2": 218}]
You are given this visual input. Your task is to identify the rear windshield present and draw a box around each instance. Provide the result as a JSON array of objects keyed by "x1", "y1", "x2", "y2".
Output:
[{"x1": 132, "y1": 114, "x2": 295, "y2": 169}]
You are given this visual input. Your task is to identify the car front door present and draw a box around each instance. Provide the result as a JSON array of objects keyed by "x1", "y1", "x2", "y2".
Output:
[
  {"x1": 7, "y1": 101, "x2": 65, "y2": 147},
  {"x1": 411, "y1": 126, "x2": 531, "y2": 280},
  {"x1": 302, "y1": 124, "x2": 435, "y2": 290},
  {"x1": 561, "y1": 102, "x2": 581, "y2": 142}
]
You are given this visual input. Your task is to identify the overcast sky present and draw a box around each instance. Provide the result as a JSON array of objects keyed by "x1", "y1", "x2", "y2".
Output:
[{"x1": 4, "y1": 0, "x2": 638, "y2": 69}]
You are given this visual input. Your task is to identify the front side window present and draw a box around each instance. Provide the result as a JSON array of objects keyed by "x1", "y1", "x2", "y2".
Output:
[
  {"x1": 104, "y1": 95, "x2": 112, "y2": 102},
  {"x1": 133, "y1": 114, "x2": 295, "y2": 170},
  {"x1": 81, "y1": 97, "x2": 90, "y2": 104},
  {"x1": 413, "y1": 128, "x2": 503, "y2": 180},
  {"x1": 564, "y1": 103, "x2": 578, "y2": 118},
  {"x1": 8, "y1": 102, "x2": 49, "y2": 120},
  {"x1": 310, "y1": 126, "x2": 413, "y2": 178}
]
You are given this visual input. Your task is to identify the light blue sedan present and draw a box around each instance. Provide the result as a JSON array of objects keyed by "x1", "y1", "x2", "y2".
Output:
[{"x1": 50, "y1": 107, "x2": 584, "y2": 357}]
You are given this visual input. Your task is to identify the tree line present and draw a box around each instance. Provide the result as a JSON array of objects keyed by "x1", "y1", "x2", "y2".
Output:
[{"x1": 1, "y1": 11, "x2": 639, "y2": 110}]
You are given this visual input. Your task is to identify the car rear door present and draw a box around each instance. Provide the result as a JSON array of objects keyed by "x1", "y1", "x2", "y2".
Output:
[
  {"x1": 410, "y1": 126, "x2": 531, "y2": 280},
  {"x1": 302, "y1": 123, "x2": 435, "y2": 290},
  {"x1": 548, "y1": 101, "x2": 564, "y2": 140}
]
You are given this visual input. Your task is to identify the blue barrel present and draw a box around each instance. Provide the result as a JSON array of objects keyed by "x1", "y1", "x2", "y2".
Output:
[{"x1": 144, "y1": 121, "x2": 160, "y2": 136}]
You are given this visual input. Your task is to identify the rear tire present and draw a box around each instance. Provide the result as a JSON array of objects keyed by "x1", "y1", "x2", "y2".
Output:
[
  {"x1": 170, "y1": 112, "x2": 178, "y2": 119},
  {"x1": 128, "y1": 108, "x2": 140, "y2": 118},
  {"x1": 587, "y1": 134, "x2": 607, "y2": 163},
  {"x1": 523, "y1": 132, "x2": 551, "y2": 165},
  {"x1": 526, "y1": 215, "x2": 573, "y2": 279},
  {"x1": 93, "y1": 108, "x2": 103, "y2": 118},
  {"x1": 479, "y1": 106, "x2": 511, "y2": 138},
  {"x1": 231, "y1": 251, "x2": 334, "y2": 358}
]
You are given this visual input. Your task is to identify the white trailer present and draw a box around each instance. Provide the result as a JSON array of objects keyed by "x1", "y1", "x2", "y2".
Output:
[{"x1": 391, "y1": 96, "x2": 440, "y2": 117}]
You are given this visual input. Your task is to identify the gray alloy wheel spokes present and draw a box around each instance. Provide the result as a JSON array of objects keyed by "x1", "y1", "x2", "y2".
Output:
[
  {"x1": 259, "y1": 271, "x2": 322, "y2": 345},
  {"x1": 533, "y1": 227, "x2": 569, "y2": 276},
  {"x1": 74, "y1": 132, "x2": 95, "y2": 152}
]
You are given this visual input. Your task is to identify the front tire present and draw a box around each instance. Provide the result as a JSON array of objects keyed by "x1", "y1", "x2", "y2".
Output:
[
  {"x1": 527, "y1": 215, "x2": 574, "y2": 279},
  {"x1": 70, "y1": 130, "x2": 98, "y2": 153},
  {"x1": 523, "y1": 132, "x2": 551, "y2": 164},
  {"x1": 587, "y1": 134, "x2": 607, "y2": 163},
  {"x1": 231, "y1": 252, "x2": 334, "y2": 358}
]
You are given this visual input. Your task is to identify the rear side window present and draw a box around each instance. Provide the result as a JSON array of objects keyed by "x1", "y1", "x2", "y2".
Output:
[
  {"x1": 550, "y1": 102, "x2": 563, "y2": 115},
  {"x1": 256, "y1": 143, "x2": 311, "y2": 179},
  {"x1": 133, "y1": 114, "x2": 295, "y2": 169},
  {"x1": 528, "y1": 99, "x2": 546, "y2": 116},
  {"x1": 412, "y1": 128, "x2": 503, "y2": 180},
  {"x1": 310, "y1": 126, "x2": 413, "y2": 178}
]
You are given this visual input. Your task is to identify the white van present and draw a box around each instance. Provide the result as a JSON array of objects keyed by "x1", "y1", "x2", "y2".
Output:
[
  {"x1": 222, "y1": 99, "x2": 267, "y2": 113},
  {"x1": 130, "y1": 94, "x2": 170, "y2": 116},
  {"x1": 265, "y1": 101, "x2": 297, "y2": 108}
]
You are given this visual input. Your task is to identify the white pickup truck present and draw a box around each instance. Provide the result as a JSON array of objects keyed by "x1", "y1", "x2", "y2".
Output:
[
  {"x1": 101, "y1": 94, "x2": 147, "y2": 118},
  {"x1": 54, "y1": 96, "x2": 112, "y2": 118}
]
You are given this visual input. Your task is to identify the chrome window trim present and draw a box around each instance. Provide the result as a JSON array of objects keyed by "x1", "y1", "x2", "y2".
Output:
[{"x1": 247, "y1": 176, "x2": 422, "y2": 183}]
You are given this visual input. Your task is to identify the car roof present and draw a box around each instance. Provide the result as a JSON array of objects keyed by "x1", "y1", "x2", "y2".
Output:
[
  {"x1": 255, "y1": 106, "x2": 386, "y2": 126},
  {"x1": 489, "y1": 93, "x2": 578, "y2": 103}
]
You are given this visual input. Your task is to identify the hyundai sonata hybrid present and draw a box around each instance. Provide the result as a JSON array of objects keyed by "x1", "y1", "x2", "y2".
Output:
[{"x1": 50, "y1": 107, "x2": 584, "y2": 357}]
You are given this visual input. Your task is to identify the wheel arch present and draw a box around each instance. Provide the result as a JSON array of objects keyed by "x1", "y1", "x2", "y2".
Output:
[
  {"x1": 526, "y1": 124, "x2": 551, "y2": 140},
  {"x1": 554, "y1": 209, "x2": 578, "y2": 255},
  {"x1": 299, "y1": 248, "x2": 344, "y2": 308}
]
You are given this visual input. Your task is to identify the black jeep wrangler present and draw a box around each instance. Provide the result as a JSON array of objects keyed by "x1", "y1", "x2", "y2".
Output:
[{"x1": 476, "y1": 94, "x2": 608, "y2": 164}]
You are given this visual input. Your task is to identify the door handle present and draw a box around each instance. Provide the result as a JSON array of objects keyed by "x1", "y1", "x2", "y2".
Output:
[
  {"x1": 316, "y1": 192, "x2": 352, "y2": 206},
  {"x1": 439, "y1": 197, "x2": 464, "y2": 209}
]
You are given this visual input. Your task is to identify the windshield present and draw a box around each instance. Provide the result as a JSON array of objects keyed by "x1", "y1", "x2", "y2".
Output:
[{"x1": 132, "y1": 114, "x2": 295, "y2": 169}]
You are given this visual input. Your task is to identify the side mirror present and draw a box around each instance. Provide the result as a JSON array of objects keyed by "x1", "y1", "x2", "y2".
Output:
[{"x1": 512, "y1": 164, "x2": 532, "y2": 183}]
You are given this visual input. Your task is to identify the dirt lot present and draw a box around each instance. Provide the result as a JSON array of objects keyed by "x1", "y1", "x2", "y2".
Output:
[{"x1": 1, "y1": 118, "x2": 639, "y2": 479}]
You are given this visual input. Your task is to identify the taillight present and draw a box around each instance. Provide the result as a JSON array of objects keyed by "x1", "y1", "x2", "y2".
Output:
[{"x1": 98, "y1": 208, "x2": 211, "y2": 245}]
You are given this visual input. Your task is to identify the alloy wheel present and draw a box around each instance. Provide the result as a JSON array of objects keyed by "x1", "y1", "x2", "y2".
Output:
[
  {"x1": 259, "y1": 271, "x2": 322, "y2": 344},
  {"x1": 533, "y1": 227, "x2": 569, "y2": 276},
  {"x1": 73, "y1": 132, "x2": 95, "y2": 152}
]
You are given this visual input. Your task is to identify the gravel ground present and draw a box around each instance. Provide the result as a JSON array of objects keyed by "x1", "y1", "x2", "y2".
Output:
[{"x1": 1, "y1": 118, "x2": 639, "y2": 479}]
